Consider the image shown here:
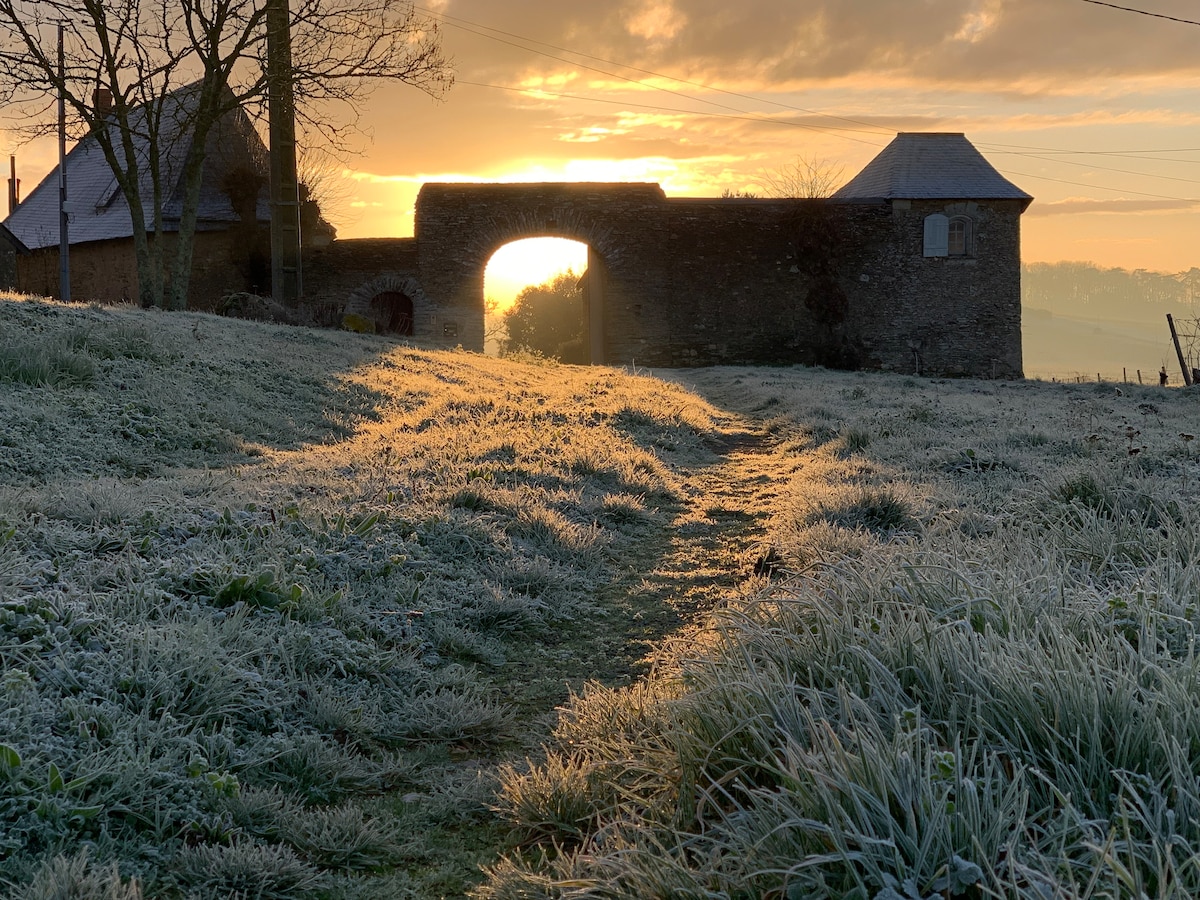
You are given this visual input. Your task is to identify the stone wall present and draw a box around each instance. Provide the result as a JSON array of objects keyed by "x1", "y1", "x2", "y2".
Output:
[
  {"x1": 302, "y1": 238, "x2": 430, "y2": 333},
  {"x1": 409, "y1": 183, "x2": 1024, "y2": 377},
  {"x1": 847, "y1": 199, "x2": 1024, "y2": 378},
  {"x1": 0, "y1": 236, "x2": 17, "y2": 292},
  {"x1": 11, "y1": 182, "x2": 1024, "y2": 378}
]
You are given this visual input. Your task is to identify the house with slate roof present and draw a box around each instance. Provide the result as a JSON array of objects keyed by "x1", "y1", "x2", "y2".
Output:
[{"x1": 4, "y1": 83, "x2": 274, "y2": 307}]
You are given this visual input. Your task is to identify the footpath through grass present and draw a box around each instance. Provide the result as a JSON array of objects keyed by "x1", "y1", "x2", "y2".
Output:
[{"x1": 0, "y1": 297, "x2": 772, "y2": 897}]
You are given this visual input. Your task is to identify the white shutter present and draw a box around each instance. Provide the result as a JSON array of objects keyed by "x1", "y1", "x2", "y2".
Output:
[{"x1": 924, "y1": 214, "x2": 949, "y2": 257}]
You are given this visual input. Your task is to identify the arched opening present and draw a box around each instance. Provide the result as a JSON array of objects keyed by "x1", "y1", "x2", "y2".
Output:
[
  {"x1": 368, "y1": 290, "x2": 414, "y2": 335},
  {"x1": 484, "y1": 237, "x2": 594, "y2": 361}
]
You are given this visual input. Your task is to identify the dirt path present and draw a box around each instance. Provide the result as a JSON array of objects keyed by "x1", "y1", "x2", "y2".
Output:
[
  {"x1": 592, "y1": 412, "x2": 793, "y2": 683},
  {"x1": 496, "y1": 408, "x2": 790, "y2": 736},
  {"x1": 431, "y1": 407, "x2": 793, "y2": 897}
]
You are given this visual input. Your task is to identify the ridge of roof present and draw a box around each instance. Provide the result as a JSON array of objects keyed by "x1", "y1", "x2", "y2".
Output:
[{"x1": 833, "y1": 133, "x2": 1032, "y2": 209}]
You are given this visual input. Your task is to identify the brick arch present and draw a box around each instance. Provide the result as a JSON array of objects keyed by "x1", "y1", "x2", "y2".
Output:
[{"x1": 341, "y1": 273, "x2": 429, "y2": 325}]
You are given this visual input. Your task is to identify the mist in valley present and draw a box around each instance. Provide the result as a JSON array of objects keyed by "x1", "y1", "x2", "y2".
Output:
[{"x1": 1022, "y1": 261, "x2": 1200, "y2": 382}]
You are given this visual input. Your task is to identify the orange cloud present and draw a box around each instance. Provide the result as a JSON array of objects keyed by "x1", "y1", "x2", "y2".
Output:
[
  {"x1": 1027, "y1": 198, "x2": 1200, "y2": 217},
  {"x1": 625, "y1": 1, "x2": 688, "y2": 42}
]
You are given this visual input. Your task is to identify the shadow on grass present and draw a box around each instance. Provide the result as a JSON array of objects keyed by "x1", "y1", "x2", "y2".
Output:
[{"x1": 0, "y1": 298, "x2": 396, "y2": 482}]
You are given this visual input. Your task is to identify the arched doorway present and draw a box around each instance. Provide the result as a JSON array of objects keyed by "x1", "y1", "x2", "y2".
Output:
[
  {"x1": 484, "y1": 237, "x2": 591, "y2": 360},
  {"x1": 369, "y1": 290, "x2": 414, "y2": 335}
]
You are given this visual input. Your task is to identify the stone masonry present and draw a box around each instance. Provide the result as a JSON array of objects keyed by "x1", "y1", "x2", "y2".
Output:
[{"x1": 303, "y1": 180, "x2": 1025, "y2": 378}]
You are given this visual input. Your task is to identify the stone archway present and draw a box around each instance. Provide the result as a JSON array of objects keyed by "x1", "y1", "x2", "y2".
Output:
[
  {"x1": 369, "y1": 290, "x2": 414, "y2": 335},
  {"x1": 341, "y1": 274, "x2": 429, "y2": 335},
  {"x1": 415, "y1": 183, "x2": 670, "y2": 361}
]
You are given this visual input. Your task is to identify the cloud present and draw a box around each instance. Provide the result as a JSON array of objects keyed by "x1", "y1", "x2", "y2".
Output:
[
  {"x1": 557, "y1": 126, "x2": 628, "y2": 143},
  {"x1": 625, "y1": 1, "x2": 688, "y2": 42},
  {"x1": 447, "y1": 0, "x2": 1200, "y2": 95},
  {"x1": 1026, "y1": 197, "x2": 1200, "y2": 217}
]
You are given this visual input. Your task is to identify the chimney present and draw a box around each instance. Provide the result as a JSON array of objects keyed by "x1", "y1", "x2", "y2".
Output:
[
  {"x1": 7, "y1": 155, "x2": 17, "y2": 216},
  {"x1": 93, "y1": 88, "x2": 112, "y2": 122}
]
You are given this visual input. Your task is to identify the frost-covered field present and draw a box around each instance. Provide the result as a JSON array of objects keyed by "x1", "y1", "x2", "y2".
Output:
[
  {"x1": 0, "y1": 296, "x2": 734, "y2": 898},
  {"x1": 6, "y1": 296, "x2": 1200, "y2": 899},
  {"x1": 483, "y1": 367, "x2": 1200, "y2": 899}
]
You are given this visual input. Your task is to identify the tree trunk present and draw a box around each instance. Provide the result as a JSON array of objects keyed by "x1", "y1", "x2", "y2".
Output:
[
  {"x1": 105, "y1": 107, "x2": 163, "y2": 309},
  {"x1": 165, "y1": 89, "x2": 221, "y2": 312}
]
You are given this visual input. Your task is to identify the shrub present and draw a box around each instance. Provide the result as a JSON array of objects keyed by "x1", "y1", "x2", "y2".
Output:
[
  {"x1": 14, "y1": 850, "x2": 142, "y2": 900},
  {"x1": 0, "y1": 341, "x2": 95, "y2": 387}
]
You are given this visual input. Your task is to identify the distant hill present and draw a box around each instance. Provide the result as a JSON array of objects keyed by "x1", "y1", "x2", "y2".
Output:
[{"x1": 1022, "y1": 261, "x2": 1200, "y2": 381}]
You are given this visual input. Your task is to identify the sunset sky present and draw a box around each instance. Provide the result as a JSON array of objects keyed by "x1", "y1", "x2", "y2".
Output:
[{"x1": 8, "y1": 0, "x2": 1200, "y2": 305}]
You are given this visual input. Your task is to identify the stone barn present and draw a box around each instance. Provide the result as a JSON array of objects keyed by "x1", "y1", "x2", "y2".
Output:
[{"x1": 309, "y1": 133, "x2": 1031, "y2": 377}]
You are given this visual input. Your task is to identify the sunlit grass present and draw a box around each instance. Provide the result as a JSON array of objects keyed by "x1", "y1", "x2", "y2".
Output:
[
  {"x1": 483, "y1": 368, "x2": 1200, "y2": 899},
  {"x1": 0, "y1": 295, "x2": 729, "y2": 896}
]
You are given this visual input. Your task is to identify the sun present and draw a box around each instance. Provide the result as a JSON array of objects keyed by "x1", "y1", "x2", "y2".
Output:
[{"x1": 484, "y1": 237, "x2": 589, "y2": 314}]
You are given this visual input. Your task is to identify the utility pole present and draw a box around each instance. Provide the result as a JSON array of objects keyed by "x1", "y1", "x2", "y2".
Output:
[
  {"x1": 266, "y1": 0, "x2": 301, "y2": 306},
  {"x1": 57, "y1": 23, "x2": 70, "y2": 302}
]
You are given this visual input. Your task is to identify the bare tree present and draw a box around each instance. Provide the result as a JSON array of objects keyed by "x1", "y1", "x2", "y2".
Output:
[
  {"x1": 0, "y1": 0, "x2": 451, "y2": 309},
  {"x1": 757, "y1": 155, "x2": 845, "y2": 199},
  {"x1": 297, "y1": 142, "x2": 355, "y2": 231}
]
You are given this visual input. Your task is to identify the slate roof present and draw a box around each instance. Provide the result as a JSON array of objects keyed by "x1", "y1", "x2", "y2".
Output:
[
  {"x1": 833, "y1": 133, "x2": 1032, "y2": 209},
  {"x1": 4, "y1": 83, "x2": 270, "y2": 250}
]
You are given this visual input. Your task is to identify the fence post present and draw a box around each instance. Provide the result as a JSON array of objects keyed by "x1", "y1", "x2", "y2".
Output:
[{"x1": 1167, "y1": 314, "x2": 1193, "y2": 386}]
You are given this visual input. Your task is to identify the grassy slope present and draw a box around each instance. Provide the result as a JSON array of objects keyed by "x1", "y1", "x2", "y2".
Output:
[
  {"x1": 7, "y1": 297, "x2": 1200, "y2": 899},
  {"x1": 483, "y1": 368, "x2": 1200, "y2": 899},
  {"x1": 0, "y1": 297, "x2": 763, "y2": 898}
]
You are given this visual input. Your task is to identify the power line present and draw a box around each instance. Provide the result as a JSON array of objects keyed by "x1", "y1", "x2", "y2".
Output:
[
  {"x1": 1079, "y1": 0, "x2": 1200, "y2": 27},
  {"x1": 422, "y1": 4, "x2": 1200, "y2": 201},
  {"x1": 987, "y1": 148, "x2": 1200, "y2": 187},
  {"x1": 422, "y1": 12, "x2": 806, "y2": 135},
  {"x1": 460, "y1": 78, "x2": 1200, "y2": 201},
  {"x1": 983, "y1": 142, "x2": 1200, "y2": 157},
  {"x1": 424, "y1": 4, "x2": 1200, "y2": 161},
  {"x1": 996, "y1": 167, "x2": 1197, "y2": 201},
  {"x1": 416, "y1": 5, "x2": 896, "y2": 140}
]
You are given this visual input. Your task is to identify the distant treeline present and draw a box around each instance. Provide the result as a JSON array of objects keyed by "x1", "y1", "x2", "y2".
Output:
[{"x1": 1023, "y1": 261, "x2": 1200, "y2": 321}]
